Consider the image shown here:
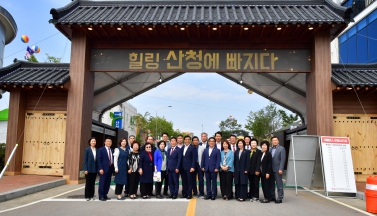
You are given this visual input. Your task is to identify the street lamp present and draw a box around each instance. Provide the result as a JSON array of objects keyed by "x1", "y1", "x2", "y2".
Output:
[{"x1": 155, "y1": 106, "x2": 172, "y2": 140}]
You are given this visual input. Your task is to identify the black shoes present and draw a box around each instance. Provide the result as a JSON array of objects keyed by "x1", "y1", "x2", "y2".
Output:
[
  {"x1": 181, "y1": 195, "x2": 187, "y2": 198},
  {"x1": 186, "y1": 196, "x2": 192, "y2": 199},
  {"x1": 275, "y1": 199, "x2": 282, "y2": 204},
  {"x1": 156, "y1": 195, "x2": 164, "y2": 199},
  {"x1": 211, "y1": 197, "x2": 216, "y2": 200},
  {"x1": 204, "y1": 196, "x2": 210, "y2": 200},
  {"x1": 172, "y1": 196, "x2": 177, "y2": 199},
  {"x1": 100, "y1": 198, "x2": 107, "y2": 201}
]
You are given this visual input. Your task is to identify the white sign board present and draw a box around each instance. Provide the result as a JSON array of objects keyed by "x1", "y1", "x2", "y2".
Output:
[{"x1": 320, "y1": 136, "x2": 357, "y2": 193}]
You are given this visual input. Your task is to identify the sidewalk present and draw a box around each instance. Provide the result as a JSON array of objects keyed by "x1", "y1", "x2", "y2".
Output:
[{"x1": 0, "y1": 175, "x2": 65, "y2": 202}]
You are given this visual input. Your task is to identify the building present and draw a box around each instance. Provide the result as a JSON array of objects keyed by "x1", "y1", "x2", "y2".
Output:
[
  {"x1": 331, "y1": 0, "x2": 377, "y2": 64},
  {"x1": 0, "y1": 6, "x2": 17, "y2": 67},
  {"x1": 2, "y1": 0, "x2": 354, "y2": 184},
  {"x1": 101, "y1": 102, "x2": 137, "y2": 137}
]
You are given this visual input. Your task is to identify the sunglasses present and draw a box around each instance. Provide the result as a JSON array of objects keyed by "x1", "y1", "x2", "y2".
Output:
[{"x1": 145, "y1": 146, "x2": 151, "y2": 148}]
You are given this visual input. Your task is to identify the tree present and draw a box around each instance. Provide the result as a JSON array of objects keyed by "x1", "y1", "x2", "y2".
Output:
[
  {"x1": 218, "y1": 115, "x2": 249, "y2": 138},
  {"x1": 130, "y1": 112, "x2": 150, "y2": 134},
  {"x1": 245, "y1": 102, "x2": 284, "y2": 141},
  {"x1": 279, "y1": 110, "x2": 299, "y2": 127},
  {"x1": 147, "y1": 116, "x2": 175, "y2": 139},
  {"x1": 45, "y1": 53, "x2": 61, "y2": 63}
]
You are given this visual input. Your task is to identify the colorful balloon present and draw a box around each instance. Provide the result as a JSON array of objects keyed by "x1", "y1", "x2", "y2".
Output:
[
  {"x1": 21, "y1": 35, "x2": 29, "y2": 43},
  {"x1": 32, "y1": 45, "x2": 40, "y2": 53}
]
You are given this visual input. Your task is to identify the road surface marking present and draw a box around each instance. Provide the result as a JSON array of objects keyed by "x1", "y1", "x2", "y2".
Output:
[
  {"x1": 186, "y1": 198, "x2": 197, "y2": 216},
  {"x1": 303, "y1": 187, "x2": 374, "y2": 216}
]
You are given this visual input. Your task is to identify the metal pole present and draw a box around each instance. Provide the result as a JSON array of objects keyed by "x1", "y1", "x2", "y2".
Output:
[
  {"x1": 0, "y1": 144, "x2": 18, "y2": 180},
  {"x1": 292, "y1": 136, "x2": 298, "y2": 196}
]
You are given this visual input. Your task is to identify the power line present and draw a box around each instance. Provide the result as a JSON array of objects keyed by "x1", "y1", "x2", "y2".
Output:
[{"x1": 4, "y1": 32, "x2": 62, "y2": 59}]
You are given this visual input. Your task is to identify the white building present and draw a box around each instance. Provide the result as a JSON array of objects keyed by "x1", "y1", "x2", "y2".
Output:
[{"x1": 101, "y1": 102, "x2": 137, "y2": 136}]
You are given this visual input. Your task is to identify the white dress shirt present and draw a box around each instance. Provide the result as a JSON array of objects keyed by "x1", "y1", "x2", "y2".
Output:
[
  {"x1": 91, "y1": 147, "x2": 96, "y2": 161},
  {"x1": 209, "y1": 147, "x2": 214, "y2": 156},
  {"x1": 183, "y1": 144, "x2": 190, "y2": 156},
  {"x1": 216, "y1": 142, "x2": 221, "y2": 149}
]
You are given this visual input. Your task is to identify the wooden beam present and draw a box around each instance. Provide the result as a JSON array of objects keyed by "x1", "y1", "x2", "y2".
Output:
[
  {"x1": 306, "y1": 30, "x2": 333, "y2": 136},
  {"x1": 259, "y1": 25, "x2": 266, "y2": 37},
  {"x1": 64, "y1": 31, "x2": 94, "y2": 184},
  {"x1": 4, "y1": 89, "x2": 26, "y2": 176},
  {"x1": 291, "y1": 24, "x2": 300, "y2": 37},
  {"x1": 98, "y1": 25, "x2": 111, "y2": 38}
]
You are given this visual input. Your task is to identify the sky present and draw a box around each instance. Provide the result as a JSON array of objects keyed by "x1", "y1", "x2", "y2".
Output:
[{"x1": 1, "y1": 0, "x2": 286, "y2": 137}]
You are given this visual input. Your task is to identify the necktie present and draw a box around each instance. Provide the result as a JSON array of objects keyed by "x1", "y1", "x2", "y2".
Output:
[
  {"x1": 233, "y1": 145, "x2": 236, "y2": 152},
  {"x1": 108, "y1": 147, "x2": 112, "y2": 165},
  {"x1": 170, "y1": 148, "x2": 174, "y2": 156}
]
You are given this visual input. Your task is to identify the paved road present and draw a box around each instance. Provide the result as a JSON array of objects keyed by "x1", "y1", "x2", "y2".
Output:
[{"x1": 0, "y1": 184, "x2": 373, "y2": 216}]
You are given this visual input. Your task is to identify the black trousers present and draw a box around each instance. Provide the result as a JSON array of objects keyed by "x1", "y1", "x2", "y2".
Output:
[
  {"x1": 155, "y1": 171, "x2": 167, "y2": 195},
  {"x1": 249, "y1": 174, "x2": 260, "y2": 199},
  {"x1": 85, "y1": 172, "x2": 97, "y2": 198},
  {"x1": 220, "y1": 172, "x2": 233, "y2": 198},
  {"x1": 124, "y1": 173, "x2": 130, "y2": 195},
  {"x1": 128, "y1": 172, "x2": 140, "y2": 195},
  {"x1": 163, "y1": 172, "x2": 169, "y2": 194},
  {"x1": 140, "y1": 182, "x2": 153, "y2": 196},
  {"x1": 235, "y1": 184, "x2": 247, "y2": 200},
  {"x1": 261, "y1": 175, "x2": 273, "y2": 200},
  {"x1": 115, "y1": 183, "x2": 126, "y2": 195}
]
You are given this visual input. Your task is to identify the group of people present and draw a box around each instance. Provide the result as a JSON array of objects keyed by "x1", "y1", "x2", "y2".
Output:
[{"x1": 83, "y1": 132, "x2": 286, "y2": 203}]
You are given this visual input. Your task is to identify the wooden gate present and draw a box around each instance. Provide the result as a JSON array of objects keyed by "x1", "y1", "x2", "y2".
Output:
[
  {"x1": 21, "y1": 111, "x2": 66, "y2": 176},
  {"x1": 333, "y1": 114, "x2": 377, "y2": 181}
]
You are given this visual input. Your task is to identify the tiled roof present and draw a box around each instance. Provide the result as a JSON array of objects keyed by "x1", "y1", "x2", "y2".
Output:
[
  {"x1": 0, "y1": 60, "x2": 70, "y2": 86},
  {"x1": 332, "y1": 63, "x2": 377, "y2": 87},
  {"x1": 50, "y1": 0, "x2": 351, "y2": 26}
]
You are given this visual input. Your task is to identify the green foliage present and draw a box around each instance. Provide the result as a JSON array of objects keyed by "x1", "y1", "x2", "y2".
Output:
[
  {"x1": 130, "y1": 112, "x2": 189, "y2": 140},
  {"x1": 27, "y1": 54, "x2": 38, "y2": 62},
  {"x1": 245, "y1": 102, "x2": 288, "y2": 141},
  {"x1": 279, "y1": 110, "x2": 299, "y2": 127},
  {"x1": 45, "y1": 53, "x2": 61, "y2": 63},
  {"x1": 218, "y1": 115, "x2": 249, "y2": 138}
]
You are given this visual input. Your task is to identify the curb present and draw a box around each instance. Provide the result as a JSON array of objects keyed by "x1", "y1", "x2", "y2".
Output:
[{"x1": 0, "y1": 179, "x2": 66, "y2": 202}]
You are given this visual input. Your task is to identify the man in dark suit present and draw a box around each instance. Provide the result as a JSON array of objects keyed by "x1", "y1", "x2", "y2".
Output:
[
  {"x1": 97, "y1": 138, "x2": 114, "y2": 201},
  {"x1": 181, "y1": 135, "x2": 197, "y2": 199},
  {"x1": 167, "y1": 137, "x2": 181, "y2": 199},
  {"x1": 213, "y1": 131, "x2": 224, "y2": 151},
  {"x1": 269, "y1": 136, "x2": 286, "y2": 204},
  {"x1": 201, "y1": 137, "x2": 220, "y2": 200},
  {"x1": 248, "y1": 138, "x2": 261, "y2": 202}
]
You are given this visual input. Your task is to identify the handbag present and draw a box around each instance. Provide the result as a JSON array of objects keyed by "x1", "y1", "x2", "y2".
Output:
[{"x1": 153, "y1": 171, "x2": 161, "y2": 182}]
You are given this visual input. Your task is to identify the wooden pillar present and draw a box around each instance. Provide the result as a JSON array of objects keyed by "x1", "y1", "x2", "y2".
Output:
[
  {"x1": 306, "y1": 31, "x2": 334, "y2": 136},
  {"x1": 4, "y1": 89, "x2": 26, "y2": 175},
  {"x1": 64, "y1": 31, "x2": 94, "y2": 184}
]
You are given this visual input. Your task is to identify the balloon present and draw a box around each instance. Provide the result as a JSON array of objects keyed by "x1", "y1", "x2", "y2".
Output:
[
  {"x1": 21, "y1": 35, "x2": 29, "y2": 43},
  {"x1": 32, "y1": 45, "x2": 40, "y2": 53}
]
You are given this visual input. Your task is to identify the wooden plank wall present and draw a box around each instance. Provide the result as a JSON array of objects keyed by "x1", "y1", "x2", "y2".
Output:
[
  {"x1": 26, "y1": 92, "x2": 68, "y2": 111},
  {"x1": 333, "y1": 93, "x2": 377, "y2": 114},
  {"x1": 22, "y1": 111, "x2": 66, "y2": 176},
  {"x1": 333, "y1": 114, "x2": 377, "y2": 181}
]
